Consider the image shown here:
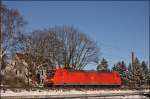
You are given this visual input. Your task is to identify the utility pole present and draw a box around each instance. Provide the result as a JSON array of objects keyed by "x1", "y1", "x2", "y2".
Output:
[
  {"x1": 0, "y1": 0, "x2": 2, "y2": 86},
  {"x1": 132, "y1": 51, "x2": 135, "y2": 67},
  {"x1": 131, "y1": 51, "x2": 135, "y2": 87}
]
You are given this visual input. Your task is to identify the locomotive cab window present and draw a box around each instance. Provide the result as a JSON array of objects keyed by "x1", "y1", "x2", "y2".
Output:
[
  {"x1": 46, "y1": 64, "x2": 56, "y2": 78},
  {"x1": 47, "y1": 72, "x2": 54, "y2": 77},
  {"x1": 47, "y1": 70, "x2": 55, "y2": 78}
]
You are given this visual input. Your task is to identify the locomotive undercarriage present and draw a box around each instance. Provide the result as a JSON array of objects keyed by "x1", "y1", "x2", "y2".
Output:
[{"x1": 44, "y1": 83, "x2": 121, "y2": 90}]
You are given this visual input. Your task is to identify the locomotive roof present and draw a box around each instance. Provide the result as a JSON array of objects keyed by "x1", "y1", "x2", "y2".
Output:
[{"x1": 59, "y1": 69, "x2": 114, "y2": 73}]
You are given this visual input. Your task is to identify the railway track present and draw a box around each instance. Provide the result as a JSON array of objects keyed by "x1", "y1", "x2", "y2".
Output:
[
  {"x1": 1, "y1": 88, "x2": 149, "y2": 99},
  {"x1": 1, "y1": 92, "x2": 149, "y2": 99}
]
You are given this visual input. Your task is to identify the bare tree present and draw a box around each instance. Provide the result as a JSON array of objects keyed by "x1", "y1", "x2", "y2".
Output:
[
  {"x1": 22, "y1": 30, "x2": 63, "y2": 68},
  {"x1": 0, "y1": 4, "x2": 25, "y2": 85},
  {"x1": 0, "y1": 4, "x2": 25, "y2": 70},
  {"x1": 23, "y1": 26, "x2": 100, "y2": 70},
  {"x1": 54, "y1": 26, "x2": 100, "y2": 69}
]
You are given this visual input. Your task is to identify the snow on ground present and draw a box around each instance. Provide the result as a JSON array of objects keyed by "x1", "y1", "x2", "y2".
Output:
[
  {"x1": 86, "y1": 95, "x2": 148, "y2": 99},
  {"x1": 1, "y1": 89, "x2": 149, "y2": 97},
  {"x1": 123, "y1": 95, "x2": 148, "y2": 98}
]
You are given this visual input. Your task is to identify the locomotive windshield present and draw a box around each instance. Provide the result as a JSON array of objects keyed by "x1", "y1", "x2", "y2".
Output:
[
  {"x1": 47, "y1": 71, "x2": 55, "y2": 77},
  {"x1": 47, "y1": 64, "x2": 56, "y2": 78}
]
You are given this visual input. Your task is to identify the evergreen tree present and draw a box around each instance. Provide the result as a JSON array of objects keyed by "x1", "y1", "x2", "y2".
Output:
[
  {"x1": 148, "y1": 67, "x2": 150, "y2": 87},
  {"x1": 97, "y1": 58, "x2": 109, "y2": 72},
  {"x1": 141, "y1": 61, "x2": 149, "y2": 74},
  {"x1": 128, "y1": 63, "x2": 132, "y2": 72},
  {"x1": 112, "y1": 61, "x2": 128, "y2": 85},
  {"x1": 141, "y1": 61, "x2": 149, "y2": 86},
  {"x1": 127, "y1": 63, "x2": 136, "y2": 87},
  {"x1": 127, "y1": 63, "x2": 133, "y2": 79},
  {"x1": 133, "y1": 57, "x2": 143, "y2": 88},
  {"x1": 112, "y1": 64, "x2": 117, "y2": 71},
  {"x1": 128, "y1": 57, "x2": 149, "y2": 88}
]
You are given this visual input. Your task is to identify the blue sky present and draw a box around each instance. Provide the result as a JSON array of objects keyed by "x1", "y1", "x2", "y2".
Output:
[{"x1": 4, "y1": 1, "x2": 149, "y2": 70}]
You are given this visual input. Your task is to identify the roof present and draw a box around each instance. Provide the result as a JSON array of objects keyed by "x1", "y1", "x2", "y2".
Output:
[
  {"x1": 15, "y1": 53, "x2": 27, "y2": 59},
  {"x1": 15, "y1": 53, "x2": 49, "y2": 64}
]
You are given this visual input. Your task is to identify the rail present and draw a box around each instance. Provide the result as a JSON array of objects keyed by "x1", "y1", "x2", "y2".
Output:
[{"x1": 1, "y1": 87, "x2": 149, "y2": 99}]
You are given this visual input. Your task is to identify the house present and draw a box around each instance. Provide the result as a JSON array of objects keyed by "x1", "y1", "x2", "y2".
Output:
[
  {"x1": 10, "y1": 53, "x2": 49, "y2": 86},
  {"x1": 10, "y1": 53, "x2": 30, "y2": 85}
]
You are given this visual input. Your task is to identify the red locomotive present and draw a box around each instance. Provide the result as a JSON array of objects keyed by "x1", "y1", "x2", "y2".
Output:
[{"x1": 45, "y1": 66, "x2": 121, "y2": 86}]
